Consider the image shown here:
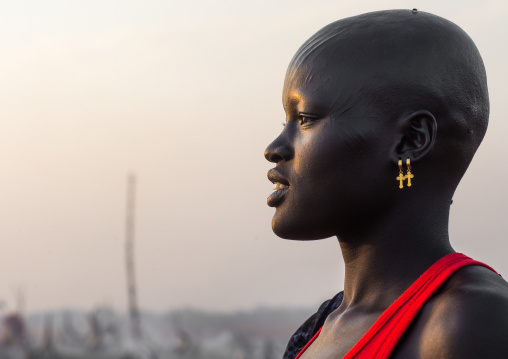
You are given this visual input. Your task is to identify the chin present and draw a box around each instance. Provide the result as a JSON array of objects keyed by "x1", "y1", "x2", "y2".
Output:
[{"x1": 271, "y1": 214, "x2": 334, "y2": 241}]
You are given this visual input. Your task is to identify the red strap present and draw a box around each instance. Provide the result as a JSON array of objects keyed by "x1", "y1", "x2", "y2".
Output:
[
  {"x1": 294, "y1": 328, "x2": 322, "y2": 359},
  {"x1": 295, "y1": 253, "x2": 497, "y2": 359}
]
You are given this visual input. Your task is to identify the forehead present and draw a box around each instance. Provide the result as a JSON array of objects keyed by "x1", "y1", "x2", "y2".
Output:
[{"x1": 282, "y1": 57, "x2": 365, "y2": 116}]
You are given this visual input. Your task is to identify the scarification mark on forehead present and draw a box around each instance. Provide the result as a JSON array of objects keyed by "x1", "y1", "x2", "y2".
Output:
[{"x1": 285, "y1": 29, "x2": 344, "y2": 90}]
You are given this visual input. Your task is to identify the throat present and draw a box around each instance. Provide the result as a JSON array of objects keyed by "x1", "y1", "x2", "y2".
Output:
[{"x1": 339, "y1": 238, "x2": 454, "y2": 309}]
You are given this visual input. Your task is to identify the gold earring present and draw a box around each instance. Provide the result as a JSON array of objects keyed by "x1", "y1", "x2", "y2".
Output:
[
  {"x1": 396, "y1": 159, "x2": 406, "y2": 189},
  {"x1": 405, "y1": 158, "x2": 414, "y2": 187}
]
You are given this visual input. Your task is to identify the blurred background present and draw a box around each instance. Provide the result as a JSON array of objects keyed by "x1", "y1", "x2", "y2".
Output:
[{"x1": 0, "y1": 0, "x2": 506, "y2": 358}]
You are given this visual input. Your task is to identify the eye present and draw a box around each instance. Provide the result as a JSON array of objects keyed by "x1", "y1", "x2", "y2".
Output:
[
  {"x1": 298, "y1": 113, "x2": 319, "y2": 126},
  {"x1": 300, "y1": 116, "x2": 312, "y2": 125}
]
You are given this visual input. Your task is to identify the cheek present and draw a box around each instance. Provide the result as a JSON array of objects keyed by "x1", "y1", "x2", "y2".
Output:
[
  {"x1": 294, "y1": 127, "x2": 340, "y2": 167},
  {"x1": 295, "y1": 129, "x2": 383, "y2": 215},
  {"x1": 294, "y1": 129, "x2": 351, "y2": 186}
]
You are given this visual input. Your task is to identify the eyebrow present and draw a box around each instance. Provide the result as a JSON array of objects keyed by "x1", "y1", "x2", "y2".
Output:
[{"x1": 284, "y1": 92, "x2": 304, "y2": 107}]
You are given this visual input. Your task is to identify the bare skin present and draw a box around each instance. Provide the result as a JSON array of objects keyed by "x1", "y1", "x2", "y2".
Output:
[{"x1": 265, "y1": 10, "x2": 508, "y2": 359}]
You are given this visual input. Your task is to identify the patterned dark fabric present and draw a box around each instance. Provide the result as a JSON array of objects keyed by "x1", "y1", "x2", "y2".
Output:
[{"x1": 282, "y1": 291, "x2": 344, "y2": 359}]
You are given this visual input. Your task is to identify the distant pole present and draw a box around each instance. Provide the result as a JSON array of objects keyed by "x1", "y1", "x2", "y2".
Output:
[{"x1": 126, "y1": 173, "x2": 142, "y2": 340}]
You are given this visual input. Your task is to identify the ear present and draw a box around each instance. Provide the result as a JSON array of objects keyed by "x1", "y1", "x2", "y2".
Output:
[{"x1": 392, "y1": 110, "x2": 437, "y2": 163}]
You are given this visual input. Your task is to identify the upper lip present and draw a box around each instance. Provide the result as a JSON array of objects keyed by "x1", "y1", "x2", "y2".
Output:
[{"x1": 267, "y1": 169, "x2": 290, "y2": 187}]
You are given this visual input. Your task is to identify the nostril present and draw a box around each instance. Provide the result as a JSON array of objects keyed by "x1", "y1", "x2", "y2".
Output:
[{"x1": 265, "y1": 150, "x2": 283, "y2": 163}]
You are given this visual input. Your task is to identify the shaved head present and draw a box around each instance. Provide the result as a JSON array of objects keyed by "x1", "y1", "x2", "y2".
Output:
[{"x1": 284, "y1": 9, "x2": 489, "y2": 189}]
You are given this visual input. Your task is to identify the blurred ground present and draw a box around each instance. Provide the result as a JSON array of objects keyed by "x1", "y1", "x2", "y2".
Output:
[{"x1": 0, "y1": 306, "x2": 312, "y2": 358}]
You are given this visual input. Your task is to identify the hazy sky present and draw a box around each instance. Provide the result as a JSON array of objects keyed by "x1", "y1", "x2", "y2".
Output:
[{"x1": 0, "y1": 0, "x2": 507, "y2": 313}]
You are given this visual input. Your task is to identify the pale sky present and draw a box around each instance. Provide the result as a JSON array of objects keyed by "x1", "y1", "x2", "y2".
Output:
[{"x1": 0, "y1": 0, "x2": 507, "y2": 313}]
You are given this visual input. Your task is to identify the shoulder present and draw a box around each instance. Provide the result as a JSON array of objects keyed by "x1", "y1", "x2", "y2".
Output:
[{"x1": 417, "y1": 265, "x2": 508, "y2": 358}]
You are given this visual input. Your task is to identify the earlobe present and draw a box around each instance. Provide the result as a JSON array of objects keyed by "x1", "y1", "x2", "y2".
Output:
[{"x1": 393, "y1": 110, "x2": 437, "y2": 162}]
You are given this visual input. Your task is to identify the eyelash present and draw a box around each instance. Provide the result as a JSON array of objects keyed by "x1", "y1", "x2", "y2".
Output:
[{"x1": 282, "y1": 114, "x2": 319, "y2": 127}]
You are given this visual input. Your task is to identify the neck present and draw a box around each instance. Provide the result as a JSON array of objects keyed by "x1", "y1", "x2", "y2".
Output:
[{"x1": 338, "y1": 198, "x2": 454, "y2": 311}]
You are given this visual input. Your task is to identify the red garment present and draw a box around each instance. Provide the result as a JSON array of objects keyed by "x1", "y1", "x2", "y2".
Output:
[{"x1": 295, "y1": 253, "x2": 497, "y2": 359}]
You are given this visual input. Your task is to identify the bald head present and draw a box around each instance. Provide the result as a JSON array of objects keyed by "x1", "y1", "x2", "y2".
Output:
[{"x1": 284, "y1": 10, "x2": 489, "y2": 189}]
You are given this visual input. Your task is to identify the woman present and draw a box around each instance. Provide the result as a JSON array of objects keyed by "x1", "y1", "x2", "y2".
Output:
[{"x1": 265, "y1": 9, "x2": 508, "y2": 359}]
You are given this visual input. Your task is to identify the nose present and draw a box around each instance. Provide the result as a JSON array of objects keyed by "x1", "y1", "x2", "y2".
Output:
[{"x1": 264, "y1": 133, "x2": 293, "y2": 163}]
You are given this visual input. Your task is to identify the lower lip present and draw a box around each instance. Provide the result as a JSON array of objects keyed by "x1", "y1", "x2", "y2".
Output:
[{"x1": 267, "y1": 188, "x2": 289, "y2": 207}]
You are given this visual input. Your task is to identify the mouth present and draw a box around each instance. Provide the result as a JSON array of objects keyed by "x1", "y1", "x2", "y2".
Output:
[
  {"x1": 272, "y1": 182, "x2": 289, "y2": 190},
  {"x1": 267, "y1": 169, "x2": 290, "y2": 207}
]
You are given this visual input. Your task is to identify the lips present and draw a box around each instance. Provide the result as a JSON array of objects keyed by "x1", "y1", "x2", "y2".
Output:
[{"x1": 267, "y1": 169, "x2": 290, "y2": 207}]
